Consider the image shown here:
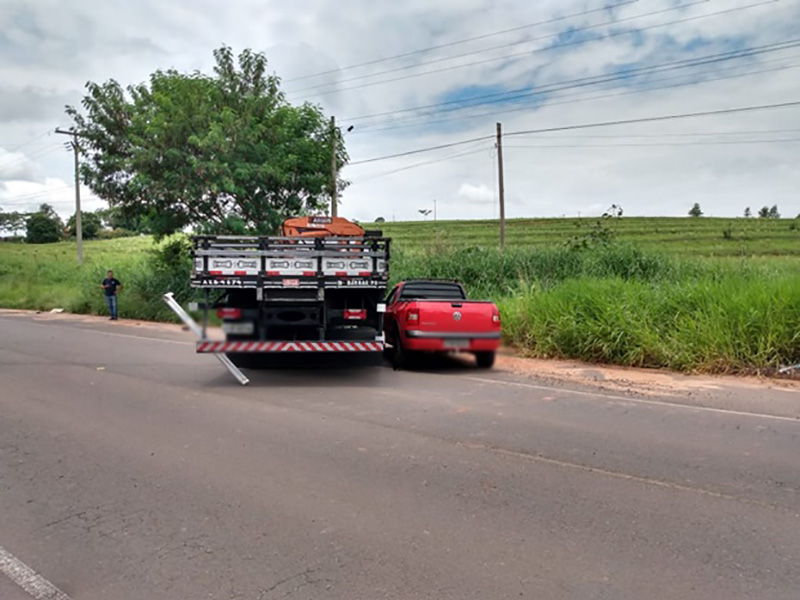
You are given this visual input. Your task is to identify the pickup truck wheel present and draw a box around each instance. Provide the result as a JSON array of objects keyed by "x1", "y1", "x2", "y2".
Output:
[
  {"x1": 392, "y1": 328, "x2": 413, "y2": 370},
  {"x1": 475, "y1": 351, "x2": 496, "y2": 369}
]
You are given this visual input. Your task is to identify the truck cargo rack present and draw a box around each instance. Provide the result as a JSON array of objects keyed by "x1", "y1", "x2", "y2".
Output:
[{"x1": 191, "y1": 234, "x2": 390, "y2": 290}]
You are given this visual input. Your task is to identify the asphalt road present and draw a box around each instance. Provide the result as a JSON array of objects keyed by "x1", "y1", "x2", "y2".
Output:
[{"x1": 1, "y1": 312, "x2": 799, "y2": 600}]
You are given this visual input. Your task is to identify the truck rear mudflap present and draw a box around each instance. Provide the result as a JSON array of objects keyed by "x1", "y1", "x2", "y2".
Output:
[{"x1": 197, "y1": 341, "x2": 383, "y2": 353}]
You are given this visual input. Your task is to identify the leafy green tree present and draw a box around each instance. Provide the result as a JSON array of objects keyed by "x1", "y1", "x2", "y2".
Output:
[
  {"x1": 743, "y1": 207, "x2": 751, "y2": 218},
  {"x1": 0, "y1": 209, "x2": 27, "y2": 235},
  {"x1": 688, "y1": 203, "x2": 703, "y2": 217},
  {"x1": 66, "y1": 46, "x2": 346, "y2": 238},
  {"x1": 25, "y1": 204, "x2": 64, "y2": 244},
  {"x1": 768, "y1": 205, "x2": 780, "y2": 219},
  {"x1": 67, "y1": 211, "x2": 103, "y2": 239},
  {"x1": 758, "y1": 206, "x2": 770, "y2": 218}
]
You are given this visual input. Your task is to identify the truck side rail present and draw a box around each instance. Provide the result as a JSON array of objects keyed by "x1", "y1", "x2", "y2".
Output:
[{"x1": 191, "y1": 235, "x2": 390, "y2": 289}]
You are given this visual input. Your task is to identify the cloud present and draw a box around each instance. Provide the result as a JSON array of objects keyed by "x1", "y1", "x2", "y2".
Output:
[
  {"x1": 0, "y1": 0, "x2": 797, "y2": 223},
  {"x1": 456, "y1": 183, "x2": 494, "y2": 205},
  {"x1": 0, "y1": 86, "x2": 76, "y2": 123}
]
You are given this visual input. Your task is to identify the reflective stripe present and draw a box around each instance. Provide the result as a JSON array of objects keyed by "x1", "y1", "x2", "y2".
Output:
[{"x1": 197, "y1": 340, "x2": 383, "y2": 352}]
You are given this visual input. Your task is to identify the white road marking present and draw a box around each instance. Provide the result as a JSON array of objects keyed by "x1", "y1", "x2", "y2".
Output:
[
  {"x1": 0, "y1": 545, "x2": 71, "y2": 600},
  {"x1": 462, "y1": 442, "x2": 795, "y2": 514},
  {"x1": 463, "y1": 376, "x2": 800, "y2": 423}
]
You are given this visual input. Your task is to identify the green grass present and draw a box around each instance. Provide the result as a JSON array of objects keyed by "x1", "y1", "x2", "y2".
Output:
[
  {"x1": 0, "y1": 236, "x2": 193, "y2": 322},
  {"x1": 1, "y1": 217, "x2": 798, "y2": 373},
  {"x1": 370, "y1": 216, "x2": 800, "y2": 257}
]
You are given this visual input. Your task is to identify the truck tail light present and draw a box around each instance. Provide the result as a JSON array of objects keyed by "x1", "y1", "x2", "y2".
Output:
[
  {"x1": 492, "y1": 311, "x2": 501, "y2": 325},
  {"x1": 344, "y1": 309, "x2": 367, "y2": 321},
  {"x1": 217, "y1": 308, "x2": 243, "y2": 320},
  {"x1": 407, "y1": 309, "x2": 420, "y2": 323}
]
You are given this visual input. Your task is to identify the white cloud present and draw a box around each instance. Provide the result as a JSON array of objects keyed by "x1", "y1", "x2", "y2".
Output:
[
  {"x1": 0, "y1": 0, "x2": 798, "y2": 224},
  {"x1": 456, "y1": 183, "x2": 494, "y2": 204}
]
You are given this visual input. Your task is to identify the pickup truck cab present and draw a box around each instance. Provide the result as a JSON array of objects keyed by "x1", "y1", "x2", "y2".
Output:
[{"x1": 383, "y1": 280, "x2": 501, "y2": 369}]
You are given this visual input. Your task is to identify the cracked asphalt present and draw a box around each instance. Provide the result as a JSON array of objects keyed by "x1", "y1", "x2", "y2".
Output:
[{"x1": 1, "y1": 311, "x2": 799, "y2": 599}]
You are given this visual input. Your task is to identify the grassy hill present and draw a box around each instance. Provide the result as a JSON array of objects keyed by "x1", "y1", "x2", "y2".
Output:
[{"x1": 368, "y1": 217, "x2": 800, "y2": 257}]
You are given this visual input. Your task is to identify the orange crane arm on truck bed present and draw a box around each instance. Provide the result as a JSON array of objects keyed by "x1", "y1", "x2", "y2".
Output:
[{"x1": 281, "y1": 216, "x2": 365, "y2": 238}]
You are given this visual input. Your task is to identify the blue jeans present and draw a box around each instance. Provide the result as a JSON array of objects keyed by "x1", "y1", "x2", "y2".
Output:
[{"x1": 105, "y1": 295, "x2": 118, "y2": 319}]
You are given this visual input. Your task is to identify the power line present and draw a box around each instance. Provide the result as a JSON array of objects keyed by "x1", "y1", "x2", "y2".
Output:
[
  {"x1": 287, "y1": 0, "x2": 670, "y2": 94},
  {"x1": 352, "y1": 145, "x2": 492, "y2": 183},
  {"x1": 1, "y1": 130, "x2": 53, "y2": 154},
  {"x1": 505, "y1": 137, "x2": 800, "y2": 148},
  {"x1": 346, "y1": 100, "x2": 800, "y2": 165},
  {"x1": 291, "y1": 0, "x2": 774, "y2": 98},
  {"x1": 0, "y1": 143, "x2": 64, "y2": 167},
  {"x1": 348, "y1": 135, "x2": 494, "y2": 166},
  {"x1": 347, "y1": 36, "x2": 800, "y2": 127},
  {"x1": 285, "y1": 0, "x2": 640, "y2": 83},
  {"x1": 357, "y1": 54, "x2": 800, "y2": 134},
  {"x1": 511, "y1": 127, "x2": 800, "y2": 139},
  {"x1": 505, "y1": 100, "x2": 800, "y2": 137},
  {"x1": 0, "y1": 185, "x2": 73, "y2": 203}
]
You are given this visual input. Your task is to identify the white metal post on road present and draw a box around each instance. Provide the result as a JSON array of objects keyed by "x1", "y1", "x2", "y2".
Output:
[
  {"x1": 55, "y1": 127, "x2": 83, "y2": 264},
  {"x1": 162, "y1": 292, "x2": 250, "y2": 385}
]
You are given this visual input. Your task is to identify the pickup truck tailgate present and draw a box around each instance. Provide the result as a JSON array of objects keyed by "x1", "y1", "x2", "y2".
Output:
[{"x1": 415, "y1": 300, "x2": 495, "y2": 333}]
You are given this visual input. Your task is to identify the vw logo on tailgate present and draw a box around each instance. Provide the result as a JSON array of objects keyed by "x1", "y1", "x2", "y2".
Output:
[{"x1": 452, "y1": 311, "x2": 462, "y2": 321}]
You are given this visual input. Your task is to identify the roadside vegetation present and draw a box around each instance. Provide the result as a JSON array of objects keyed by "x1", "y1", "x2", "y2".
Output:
[{"x1": 1, "y1": 216, "x2": 798, "y2": 374}]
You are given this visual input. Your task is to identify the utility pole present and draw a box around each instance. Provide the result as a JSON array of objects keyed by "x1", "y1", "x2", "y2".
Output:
[
  {"x1": 330, "y1": 116, "x2": 338, "y2": 218},
  {"x1": 496, "y1": 122, "x2": 506, "y2": 250},
  {"x1": 55, "y1": 127, "x2": 83, "y2": 264},
  {"x1": 434, "y1": 199, "x2": 437, "y2": 221}
]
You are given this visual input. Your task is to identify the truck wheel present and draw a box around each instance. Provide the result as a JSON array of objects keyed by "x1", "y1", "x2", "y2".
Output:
[{"x1": 475, "y1": 351, "x2": 496, "y2": 369}]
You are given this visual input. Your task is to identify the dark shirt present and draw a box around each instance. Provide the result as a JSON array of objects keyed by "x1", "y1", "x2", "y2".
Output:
[{"x1": 102, "y1": 278, "x2": 121, "y2": 296}]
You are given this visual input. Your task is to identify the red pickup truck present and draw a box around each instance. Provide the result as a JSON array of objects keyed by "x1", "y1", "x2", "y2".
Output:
[{"x1": 383, "y1": 280, "x2": 502, "y2": 369}]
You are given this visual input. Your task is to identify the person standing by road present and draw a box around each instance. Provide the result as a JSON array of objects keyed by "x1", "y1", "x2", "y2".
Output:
[{"x1": 101, "y1": 270, "x2": 123, "y2": 320}]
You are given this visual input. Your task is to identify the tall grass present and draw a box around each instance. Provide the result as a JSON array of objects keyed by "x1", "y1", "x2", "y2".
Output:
[
  {"x1": 1, "y1": 235, "x2": 798, "y2": 372},
  {"x1": 0, "y1": 237, "x2": 195, "y2": 322},
  {"x1": 393, "y1": 243, "x2": 799, "y2": 372}
]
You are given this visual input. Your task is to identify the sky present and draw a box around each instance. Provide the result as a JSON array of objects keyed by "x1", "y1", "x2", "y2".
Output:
[{"x1": 1, "y1": 0, "x2": 799, "y2": 224}]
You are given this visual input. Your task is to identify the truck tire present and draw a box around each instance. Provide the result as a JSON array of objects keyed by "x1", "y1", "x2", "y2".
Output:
[{"x1": 475, "y1": 351, "x2": 496, "y2": 369}]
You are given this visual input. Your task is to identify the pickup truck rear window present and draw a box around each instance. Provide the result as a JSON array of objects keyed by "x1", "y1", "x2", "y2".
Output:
[{"x1": 399, "y1": 282, "x2": 466, "y2": 301}]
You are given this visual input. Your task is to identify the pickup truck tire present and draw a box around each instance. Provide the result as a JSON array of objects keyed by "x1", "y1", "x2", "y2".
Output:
[
  {"x1": 475, "y1": 351, "x2": 496, "y2": 369},
  {"x1": 391, "y1": 327, "x2": 416, "y2": 370}
]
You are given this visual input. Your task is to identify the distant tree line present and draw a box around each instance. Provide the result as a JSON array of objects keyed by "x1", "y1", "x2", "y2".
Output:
[
  {"x1": 0, "y1": 204, "x2": 155, "y2": 244},
  {"x1": 689, "y1": 204, "x2": 785, "y2": 219}
]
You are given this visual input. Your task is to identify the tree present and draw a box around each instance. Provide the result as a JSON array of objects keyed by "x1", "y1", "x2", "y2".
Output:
[
  {"x1": 744, "y1": 207, "x2": 751, "y2": 218},
  {"x1": 768, "y1": 205, "x2": 780, "y2": 219},
  {"x1": 688, "y1": 203, "x2": 703, "y2": 217},
  {"x1": 758, "y1": 206, "x2": 770, "y2": 218},
  {"x1": 67, "y1": 211, "x2": 103, "y2": 239},
  {"x1": 375, "y1": 216, "x2": 386, "y2": 223},
  {"x1": 66, "y1": 46, "x2": 346, "y2": 238},
  {"x1": 0, "y1": 209, "x2": 27, "y2": 236},
  {"x1": 25, "y1": 204, "x2": 64, "y2": 244}
]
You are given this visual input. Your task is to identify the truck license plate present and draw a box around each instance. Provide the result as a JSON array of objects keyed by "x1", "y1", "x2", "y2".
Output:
[
  {"x1": 282, "y1": 279, "x2": 300, "y2": 287},
  {"x1": 222, "y1": 322, "x2": 255, "y2": 335},
  {"x1": 444, "y1": 338, "x2": 470, "y2": 349}
]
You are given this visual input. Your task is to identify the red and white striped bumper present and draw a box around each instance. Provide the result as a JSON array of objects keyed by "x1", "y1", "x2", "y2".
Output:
[{"x1": 197, "y1": 341, "x2": 384, "y2": 353}]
